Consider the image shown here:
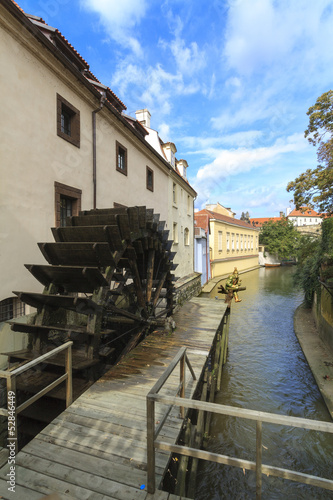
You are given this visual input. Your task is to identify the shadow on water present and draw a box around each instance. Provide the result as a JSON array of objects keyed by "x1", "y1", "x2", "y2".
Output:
[{"x1": 195, "y1": 267, "x2": 333, "y2": 500}]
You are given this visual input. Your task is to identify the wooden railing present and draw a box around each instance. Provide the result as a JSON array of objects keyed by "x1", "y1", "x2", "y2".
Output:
[
  {"x1": 147, "y1": 347, "x2": 333, "y2": 499},
  {"x1": 0, "y1": 341, "x2": 73, "y2": 451}
]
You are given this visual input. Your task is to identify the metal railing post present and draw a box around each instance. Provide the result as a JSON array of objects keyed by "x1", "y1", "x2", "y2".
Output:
[
  {"x1": 180, "y1": 352, "x2": 185, "y2": 418},
  {"x1": 147, "y1": 395, "x2": 156, "y2": 493},
  {"x1": 256, "y1": 420, "x2": 262, "y2": 499},
  {"x1": 65, "y1": 343, "x2": 73, "y2": 407}
]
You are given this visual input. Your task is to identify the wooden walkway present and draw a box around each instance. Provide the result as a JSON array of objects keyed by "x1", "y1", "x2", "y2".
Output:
[{"x1": 0, "y1": 296, "x2": 227, "y2": 500}]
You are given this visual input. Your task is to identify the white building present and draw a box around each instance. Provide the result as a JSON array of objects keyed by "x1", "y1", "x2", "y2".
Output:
[
  {"x1": 135, "y1": 109, "x2": 197, "y2": 282},
  {"x1": 287, "y1": 208, "x2": 322, "y2": 226},
  {"x1": 0, "y1": 2, "x2": 197, "y2": 323}
]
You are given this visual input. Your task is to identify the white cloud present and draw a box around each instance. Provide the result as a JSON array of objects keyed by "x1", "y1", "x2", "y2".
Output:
[
  {"x1": 223, "y1": 0, "x2": 333, "y2": 77},
  {"x1": 111, "y1": 60, "x2": 200, "y2": 118},
  {"x1": 159, "y1": 36, "x2": 206, "y2": 76},
  {"x1": 180, "y1": 130, "x2": 263, "y2": 150},
  {"x1": 81, "y1": 0, "x2": 148, "y2": 55},
  {"x1": 196, "y1": 133, "x2": 307, "y2": 183}
]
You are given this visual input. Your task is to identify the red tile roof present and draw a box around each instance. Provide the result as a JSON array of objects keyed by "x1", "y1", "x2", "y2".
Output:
[
  {"x1": 249, "y1": 217, "x2": 282, "y2": 227},
  {"x1": 195, "y1": 213, "x2": 210, "y2": 232},
  {"x1": 287, "y1": 208, "x2": 320, "y2": 217},
  {"x1": 13, "y1": 2, "x2": 126, "y2": 112},
  {"x1": 197, "y1": 209, "x2": 259, "y2": 230}
]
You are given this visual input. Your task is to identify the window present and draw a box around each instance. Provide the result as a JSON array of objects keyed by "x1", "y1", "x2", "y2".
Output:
[
  {"x1": 0, "y1": 297, "x2": 25, "y2": 322},
  {"x1": 55, "y1": 182, "x2": 82, "y2": 227},
  {"x1": 184, "y1": 228, "x2": 190, "y2": 246},
  {"x1": 232, "y1": 233, "x2": 235, "y2": 251},
  {"x1": 173, "y1": 222, "x2": 178, "y2": 243},
  {"x1": 173, "y1": 183, "x2": 177, "y2": 204},
  {"x1": 116, "y1": 141, "x2": 127, "y2": 175},
  {"x1": 236, "y1": 234, "x2": 239, "y2": 250},
  {"x1": 241, "y1": 234, "x2": 243, "y2": 250},
  {"x1": 218, "y1": 231, "x2": 223, "y2": 251},
  {"x1": 226, "y1": 232, "x2": 230, "y2": 251},
  {"x1": 146, "y1": 166, "x2": 154, "y2": 191},
  {"x1": 57, "y1": 94, "x2": 80, "y2": 147}
]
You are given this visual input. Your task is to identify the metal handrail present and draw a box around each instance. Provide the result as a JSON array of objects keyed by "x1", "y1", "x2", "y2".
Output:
[
  {"x1": 147, "y1": 347, "x2": 333, "y2": 498},
  {"x1": 0, "y1": 341, "x2": 73, "y2": 451}
]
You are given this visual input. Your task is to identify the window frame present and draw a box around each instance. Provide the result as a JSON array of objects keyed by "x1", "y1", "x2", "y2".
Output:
[
  {"x1": 55, "y1": 182, "x2": 82, "y2": 227},
  {"x1": 173, "y1": 222, "x2": 178, "y2": 244},
  {"x1": 57, "y1": 94, "x2": 80, "y2": 148},
  {"x1": 146, "y1": 166, "x2": 154, "y2": 192},
  {"x1": 116, "y1": 141, "x2": 128, "y2": 176},
  {"x1": 218, "y1": 231, "x2": 223, "y2": 252},
  {"x1": 184, "y1": 227, "x2": 190, "y2": 246}
]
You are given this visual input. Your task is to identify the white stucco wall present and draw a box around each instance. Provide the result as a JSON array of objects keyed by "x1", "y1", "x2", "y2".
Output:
[{"x1": 0, "y1": 8, "x2": 172, "y2": 303}]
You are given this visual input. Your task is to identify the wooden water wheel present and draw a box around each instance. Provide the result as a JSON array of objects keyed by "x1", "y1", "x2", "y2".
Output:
[{"x1": 6, "y1": 206, "x2": 176, "y2": 377}]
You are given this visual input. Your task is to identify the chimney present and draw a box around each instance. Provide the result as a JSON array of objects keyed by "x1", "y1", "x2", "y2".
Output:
[
  {"x1": 135, "y1": 109, "x2": 151, "y2": 128},
  {"x1": 279, "y1": 211, "x2": 284, "y2": 218}
]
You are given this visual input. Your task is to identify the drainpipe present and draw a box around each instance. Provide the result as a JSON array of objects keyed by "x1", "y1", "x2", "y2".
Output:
[{"x1": 92, "y1": 93, "x2": 106, "y2": 209}]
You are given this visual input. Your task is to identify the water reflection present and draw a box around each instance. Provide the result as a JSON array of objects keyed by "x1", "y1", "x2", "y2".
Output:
[{"x1": 195, "y1": 267, "x2": 333, "y2": 499}]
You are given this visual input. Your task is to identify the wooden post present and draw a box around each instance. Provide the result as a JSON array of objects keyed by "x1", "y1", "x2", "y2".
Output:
[
  {"x1": 65, "y1": 343, "x2": 73, "y2": 407},
  {"x1": 147, "y1": 396, "x2": 156, "y2": 494},
  {"x1": 256, "y1": 420, "x2": 262, "y2": 500}
]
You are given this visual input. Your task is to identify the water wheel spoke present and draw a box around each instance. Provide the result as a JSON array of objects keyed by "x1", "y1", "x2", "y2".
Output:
[
  {"x1": 106, "y1": 303, "x2": 146, "y2": 323},
  {"x1": 126, "y1": 246, "x2": 148, "y2": 317},
  {"x1": 146, "y1": 249, "x2": 155, "y2": 303},
  {"x1": 151, "y1": 271, "x2": 168, "y2": 308}
]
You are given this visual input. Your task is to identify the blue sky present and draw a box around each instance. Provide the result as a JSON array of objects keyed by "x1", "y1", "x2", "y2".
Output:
[{"x1": 17, "y1": 0, "x2": 333, "y2": 217}]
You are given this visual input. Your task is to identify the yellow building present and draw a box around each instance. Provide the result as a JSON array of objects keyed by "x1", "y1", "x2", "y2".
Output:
[{"x1": 196, "y1": 204, "x2": 260, "y2": 278}]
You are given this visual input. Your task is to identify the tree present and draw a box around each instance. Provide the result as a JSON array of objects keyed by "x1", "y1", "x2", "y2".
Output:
[
  {"x1": 259, "y1": 218, "x2": 300, "y2": 260},
  {"x1": 240, "y1": 211, "x2": 250, "y2": 223},
  {"x1": 287, "y1": 90, "x2": 333, "y2": 214}
]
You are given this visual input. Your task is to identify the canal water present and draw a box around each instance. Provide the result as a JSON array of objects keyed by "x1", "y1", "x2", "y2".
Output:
[{"x1": 195, "y1": 266, "x2": 333, "y2": 500}]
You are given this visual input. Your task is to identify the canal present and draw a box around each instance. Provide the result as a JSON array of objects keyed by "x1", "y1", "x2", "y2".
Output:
[{"x1": 195, "y1": 266, "x2": 333, "y2": 499}]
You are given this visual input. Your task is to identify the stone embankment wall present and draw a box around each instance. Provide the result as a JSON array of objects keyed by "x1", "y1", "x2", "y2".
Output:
[
  {"x1": 173, "y1": 272, "x2": 202, "y2": 310},
  {"x1": 313, "y1": 286, "x2": 333, "y2": 352}
]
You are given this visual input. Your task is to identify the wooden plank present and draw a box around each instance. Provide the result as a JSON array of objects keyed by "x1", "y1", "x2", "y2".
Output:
[
  {"x1": 24, "y1": 439, "x2": 147, "y2": 488},
  {"x1": 38, "y1": 242, "x2": 115, "y2": 267},
  {"x1": 51, "y1": 225, "x2": 108, "y2": 243},
  {"x1": 1, "y1": 463, "x2": 113, "y2": 499},
  {"x1": 13, "y1": 452, "x2": 148, "y2": 500},
  {"x1": 0, "y1": 478, "x2": 43, "y2": 500},
  {"x1": 25, "y1": 264, "x2": 108, "y2": 292}
]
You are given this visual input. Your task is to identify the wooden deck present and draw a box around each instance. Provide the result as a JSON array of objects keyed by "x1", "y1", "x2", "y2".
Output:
[{"x1": 0, "y1": 296, "x2": 227, "y2": 500}]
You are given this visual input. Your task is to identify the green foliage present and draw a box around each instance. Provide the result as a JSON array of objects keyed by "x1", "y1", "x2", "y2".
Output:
[
  {"x1": 240, "y1": 211, "x2": 250, "y2": 223},
  {"x1": 287, "y1": 90, "x2": 333, "y2": 214},
  {"x1": 293, "y1": 218, "x2": 333, "y2": 306},
  {"x1": 259, "y1": 218, "x2": 300, "y2": 259},
  {"x1": 293, "y1": 236, "x2": 321, "y2": 307}
]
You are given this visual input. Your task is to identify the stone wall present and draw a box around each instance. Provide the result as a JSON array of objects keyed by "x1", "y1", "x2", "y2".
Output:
[{"x1": 173, "y1": 272, "x2": 202, "y2": 310}]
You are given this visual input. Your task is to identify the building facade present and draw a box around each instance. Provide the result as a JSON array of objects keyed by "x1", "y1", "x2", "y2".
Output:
[
  {"x1": 0, "y1": 1, "x2": 196, "y2": 321},
  {"x1": 134, "y1": 109, "x2": 196, "y2": 281},
  {"x1": 196, "y1": 205, "x2": 260, "y2": 278},
  {"x1": 287, "y1": 208, "x2": 323, "y2": 226}
]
